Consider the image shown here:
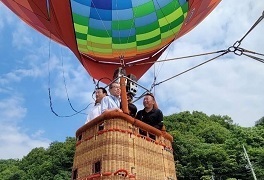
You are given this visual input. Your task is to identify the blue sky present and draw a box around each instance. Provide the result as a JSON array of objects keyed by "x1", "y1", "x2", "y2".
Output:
[{"x1": 0, "y1": 0, "x2": 263, "y2": 159}]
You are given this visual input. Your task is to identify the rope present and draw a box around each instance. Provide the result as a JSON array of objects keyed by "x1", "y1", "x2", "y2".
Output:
[
  {"x1": 225, "y1": 9, "x2": 264, "y2": 63},
  {"x1": 131, "y1": 50, "x2": 227, "y2": 92},
  {"x1": 237, "y1": 10, "x2": 264, "y2": 44},
  {"x1": 48, "y1": 88, "x2": 93, "y2": 117},
  {"x1": 148, "y1": 10, "x2": 264, "y2": 88},
  {"x1": 243, "y1": 48, "x2": 264, "y2": 57},
  {"x1": 60, "y1": 49, "x2": 87, "y2": 115},
  {"x1": 154, "y1": 50, "x2": 229, "y2": 86},
  {"x1": 243, "y1": 53, "x2": 264, "y2": 64},
  {"x1": 133, "y1": 50, "x2": 227, "y2": 66},
  {"x1": 47, "y1": 41, "x2": 92, "y2": 117},
  {"x1": 227, "y1": 46, "x2": 264, "y2": 63}
]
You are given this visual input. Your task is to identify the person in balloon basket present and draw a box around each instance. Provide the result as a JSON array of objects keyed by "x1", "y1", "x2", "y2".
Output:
[
  {"x1": 128, "y1": 103, "x2": 137, "y2": 118},
  {"x1": 85, "y1": 87, "x2": 107, "y2": 124},
  {"x1": 101, "y1": 82, "x2": 123, "y2": 113},
  {"x1": 136, "y1": 93, "x2": 163, "y2": 130},
  {"x1": 127, "y1": 92, "x2": 137, "y2": 118}
]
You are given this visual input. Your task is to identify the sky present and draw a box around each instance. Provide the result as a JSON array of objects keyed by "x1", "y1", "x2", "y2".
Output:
[{"x1": 0, "y1": 0, "x2": 263, "y2": 159}]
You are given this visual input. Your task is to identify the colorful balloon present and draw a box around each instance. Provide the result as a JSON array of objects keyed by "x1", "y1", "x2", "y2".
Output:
[{"x1": 1, "y1": 0, "x2": 221, "y2": 83}]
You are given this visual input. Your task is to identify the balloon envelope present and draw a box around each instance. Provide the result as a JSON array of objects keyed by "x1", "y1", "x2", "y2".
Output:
[{"x1": 1, "y1": 0, "x2": 221, "y2": 83}]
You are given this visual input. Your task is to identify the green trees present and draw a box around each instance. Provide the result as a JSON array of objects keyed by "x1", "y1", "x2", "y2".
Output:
[
  {"x1": 164, "y1": 111, "x2": 264, "y2": 180},
  {"x1": 0, "y1": 137, "x2": 75, "y2": 180},
  {"x1": 255, "y1": 116, "x2": 264, "y2": 126},
  {"x1": 0, "y1": 159, "x2": 25, "y2": 180}
]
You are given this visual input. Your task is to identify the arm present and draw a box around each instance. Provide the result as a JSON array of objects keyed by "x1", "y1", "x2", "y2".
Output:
[
  {"x1": 149, "y1": 109, "x2": 163, "y2": 129},
  {"x1": 101, "y1": 96, "x2": 122, "y2": 113},
  {"x1": 101, "y1": 96, "x2": 109, "y2": 113},
  {"x1": 157, "y1": 109, "x2": 163, "y2": 124},
  {"x1": 157, "y1": 109, "x2": 163, "y2": 129},
  {"x1": 135, "y1": 110, "x2": 142, "y2": 120},
  {"x1": 85, "y1": 113, "x2": 91, "y2": 124}
]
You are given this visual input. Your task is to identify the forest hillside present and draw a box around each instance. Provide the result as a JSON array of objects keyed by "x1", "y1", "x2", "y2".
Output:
[{"x1": 0, "y1": 111, "x2": 263, "y2": 180}]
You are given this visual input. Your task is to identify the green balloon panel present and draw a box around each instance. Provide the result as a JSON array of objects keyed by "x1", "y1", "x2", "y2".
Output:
[{"x1": 70, "y1": 0, "x2": 188, "y2": 59}]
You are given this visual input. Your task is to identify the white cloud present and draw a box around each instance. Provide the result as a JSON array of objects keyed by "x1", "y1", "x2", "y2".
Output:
[
  {"x1": 5, "y1": 18, "x2": 94, "y2": 105},
  {"x1": 0, "y1": 63, "x2": 47, "y2": 85},
  {"x1": 0, "y1": 96, "x2": 26, "y2": 122},
  {"x1": 12, "y1": 22, "x2": 34, "y2": 49},
  {"x1": 0, "y1": 96, "x2": 50, "y2": 159},
  {"x1": 0, "y1": 125, "x2": 50, "y2": 159}
]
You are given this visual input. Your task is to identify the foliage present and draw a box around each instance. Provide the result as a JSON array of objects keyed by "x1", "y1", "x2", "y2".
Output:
[
  {"x1": 0, "y1": 112, "x2": 263, "y2": 180},
  {"x1": 164, "y1": 111, "x2": 264, "y2": 180},
  {"x1": 255, "y1": 116, "x2": 264, "y2": 126},
  {"x1": 0, "y1": 137, "x2": 75, "y2": 180}
]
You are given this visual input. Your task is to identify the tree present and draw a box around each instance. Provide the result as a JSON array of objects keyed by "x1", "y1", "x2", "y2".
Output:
[
  {"x1": 0, "y1": 137, "x2": 75, "y2": 180},
  {"x1": 164, "y1": 111, "x2": 264, "y2": 179},
  {"x1": 255, "y1": 116, "x2": 264, "y2": 126}
]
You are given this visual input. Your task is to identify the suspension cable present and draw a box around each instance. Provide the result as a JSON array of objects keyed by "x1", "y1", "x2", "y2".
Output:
[
  {"x1": 48, "y1": 43, "x2": 91, "y2": 117},
  {"x1": 243, "y1": 53, "x2": 264, "y2": 64},
  {"x1": 226, "y1": 46, "x2": 264, "y2": 63},
  {"x1": 60, "y1": 49, "x2": 87, "y2": 115},
  {"x1": 133, "y1": 50, "x2": 226, "y2": 66},
  {"x1": 48, "y1": 88, "x2": 93, "y2": 117},
  {"x1": 237, "y1": 10, "x2": 264, "y2": 44},
  {"x1": 149, "y1": 10, "x2": 264, "y2": 89},
  {"x1": 154, "y1": 50, "x2": 229, "y2": 86},
  {"x1": 242, "y1": 48, "x2": 264, "y2": 57},
  {"x1": 222, "y1": 10, "x2": 264, "y2": 66}
]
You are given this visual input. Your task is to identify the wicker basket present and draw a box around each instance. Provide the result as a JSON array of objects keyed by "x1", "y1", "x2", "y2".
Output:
[{"x1": 72, "y1": 111, "x2": 177, "y2": 180}]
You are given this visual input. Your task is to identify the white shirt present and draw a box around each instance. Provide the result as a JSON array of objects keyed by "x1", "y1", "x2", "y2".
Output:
[
  {"x1": 101, "y1": 95, "x2": 120, "y2": 113},
  {"x1": 85, "y1": 103, "x2": 101, "y2": 124}
]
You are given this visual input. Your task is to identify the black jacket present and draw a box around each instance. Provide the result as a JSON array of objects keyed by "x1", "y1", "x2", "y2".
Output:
[{"x1": 136, "y1": 108, "x2": 163, "y2": 130}]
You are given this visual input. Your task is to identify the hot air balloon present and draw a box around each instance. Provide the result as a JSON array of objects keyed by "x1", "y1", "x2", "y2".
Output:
[
  {"x1": 1, "y1": 0, "x2": 221, "y2": 83},
  {"x1": 1, "y1": 0, "x2": 221, "y2": 179}
]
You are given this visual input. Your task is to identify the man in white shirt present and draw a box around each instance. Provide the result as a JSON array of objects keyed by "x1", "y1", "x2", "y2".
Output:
[
  {"x1": 101, "y1": 82, "x2": 123, "y2": 113},
  {"x1": 85, "y1": 87, "x2": 107, "y2": 124}
]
